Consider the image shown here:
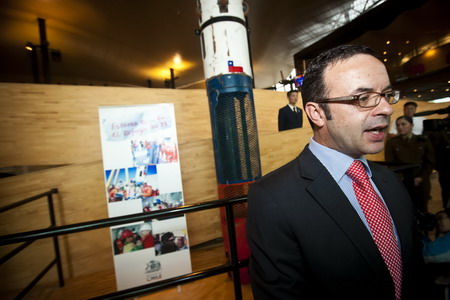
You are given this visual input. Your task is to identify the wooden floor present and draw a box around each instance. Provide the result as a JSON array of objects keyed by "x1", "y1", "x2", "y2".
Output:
[
  {"x1": 2, "y1": 172, "x2": 446, "y2": 300},
  {"x1": 1, "y1": 240, "x2": 253, "y2": 300}
]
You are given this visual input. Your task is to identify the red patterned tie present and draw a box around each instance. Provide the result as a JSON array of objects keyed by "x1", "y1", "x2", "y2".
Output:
[{"x1": 346, "y1": 160, "x2": 403, "y2": 300}]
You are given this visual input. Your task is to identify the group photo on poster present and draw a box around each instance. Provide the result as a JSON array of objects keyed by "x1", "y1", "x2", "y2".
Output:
[
  {"x1": 142, "y1": 192, "x2": 183, "y2": 212},
  {"x1": 112, "y1": 222, "x2": 155, "y2": 255},
  {"x1": 106, "y1": 165, "x2": 159, "y2": 203},
  {"x1": 131, "y1": 137, "x2": 179, "y2": 166}
]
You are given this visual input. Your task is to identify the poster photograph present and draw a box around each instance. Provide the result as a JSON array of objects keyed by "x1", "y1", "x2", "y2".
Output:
[{"x1": 98, "y1": 104, "x2": 191, "y2": 290}]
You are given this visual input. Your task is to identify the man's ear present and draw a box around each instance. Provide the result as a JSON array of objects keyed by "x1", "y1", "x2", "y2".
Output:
[{"x1": 305, "y1": 102, "x2": 326, "y2": 127}]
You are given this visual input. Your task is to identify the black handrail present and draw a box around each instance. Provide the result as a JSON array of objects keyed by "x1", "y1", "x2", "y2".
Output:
[
  {"x1": 0, "y1": 196, "x2": 249, "y2": 300},
  {"x1": 0, "y1": 188, "x2": 64, "y2": 299},
  {"x1": 0, "y1": 196, "x2": 247, "y2": 245}
]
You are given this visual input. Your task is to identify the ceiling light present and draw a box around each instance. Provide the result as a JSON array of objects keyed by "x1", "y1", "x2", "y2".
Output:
[
  {"x1": 446, "y1": 89, "x2": 449, "y2": 92},
  {"x1": 431, "y1": 89, "x2": 435, "y2": 92},
  {"x1": 413, "y1": 89, "x2": 417, "y2": 92},
  {"x1": 386, "y1": 41, "x2": 390, "y2": 45},
  {"x1": 418, "y1": 95, "x2": 422, "y2": 98},
  {"x1": 25, "y1": 42, "x2": 35, "y2": 51},
  {"x1": 405, "y1": 40, "x2": 410, "y2": 44},
  {"x1": 383, "y1": 51, "x2": 387, "y2": 55},
  {"x1": 428, "y1": 97, "x2": 450, "y2": 103},
  {"x1": 173, "y1": 53, "x2": 182, "y2": 65},
  {"x1": 397, "y1": 52, "x2": 402, "y2": 56},
  {"x1": 424, "y1": 49, "x2": 437, "y2": 57},
  {"x1": 383, "y1": 58, "x2": 388, "y2": 62}
]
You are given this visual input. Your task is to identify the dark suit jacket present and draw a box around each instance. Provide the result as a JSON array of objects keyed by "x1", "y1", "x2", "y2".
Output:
[
  {"x1": 278, "y1": 105, "x2": 303, "y2": 131},
  {"x1": 247, "y1": 146, "x2": 427, "y2": 300}
]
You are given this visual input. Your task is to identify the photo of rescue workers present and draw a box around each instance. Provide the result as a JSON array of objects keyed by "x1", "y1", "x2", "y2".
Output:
[
  {"x1": 112, "y1": 222, "x2": 155, "y2": 255},
  {"x1": 142, "y1": 192, "x2": 184, "y2": 212},
  {"x1": 112, "y1": 222, "x2": 189, "y2": 256},
  {"x1": 105, "y1": 165, "x2": 159, "y2": 203},
  {"x1": 154, "y1": 230, "x2": 189, "y2": 256},
  {"x1": 131, "y1": 136, "x2": 179, "y2": 166}
]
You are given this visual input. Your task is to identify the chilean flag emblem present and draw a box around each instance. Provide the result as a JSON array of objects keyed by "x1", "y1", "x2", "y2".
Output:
[{"x1": 228, "y1": 60, "x2": 243, "y2": 73}]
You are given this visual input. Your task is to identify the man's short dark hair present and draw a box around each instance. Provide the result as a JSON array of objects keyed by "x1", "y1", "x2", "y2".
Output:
[
  {"x1": 404, "y1": 101, "x2": 418, "y2": 108},
  {"x1": 301, "y1": 44, "x2": 380, "y2": 125},
  {"x1": 287, "y1": 90, "x2": 298, "y2": 97}
]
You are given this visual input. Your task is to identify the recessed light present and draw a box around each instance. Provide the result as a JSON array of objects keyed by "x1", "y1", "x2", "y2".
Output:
[
  {"x1": 406, "y1": 40, "x2": 410, "y2": 44},
  {"x1": 383, "y1": 58, "x2": 388, "y2": 62},
  {"x1": 386, "y1": 41, "x2": 391, "y2": 45},
  {"x1": 431, "y1": 89, "x2": 435, "y2": 92},
  {"x1": 383, "y1": 51, "x2": 387, "y2": 55},
  {"x1": 413, "y1": 89, "x2": 417, "y2": 92},
  {"x1": 397, "y1": 52, "x2": 402, "y2": 56},
  {"x1": 418, "y1": 95, "x2": 422, "y2": 98}
]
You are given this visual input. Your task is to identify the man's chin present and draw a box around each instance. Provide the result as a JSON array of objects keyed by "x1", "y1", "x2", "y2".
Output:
[{"x1": 364, "y1": 143, "x2": 385, "y2": 155}]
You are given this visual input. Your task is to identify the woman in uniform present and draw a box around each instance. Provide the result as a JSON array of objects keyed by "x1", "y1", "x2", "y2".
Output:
[{"x1": 385, "y1": 115, "x2": 435, "y2": 212}]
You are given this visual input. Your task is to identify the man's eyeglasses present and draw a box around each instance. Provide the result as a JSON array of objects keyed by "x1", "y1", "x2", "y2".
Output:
[{"x1": 315, "y1": 90, "x2": 400, "y2": 108}]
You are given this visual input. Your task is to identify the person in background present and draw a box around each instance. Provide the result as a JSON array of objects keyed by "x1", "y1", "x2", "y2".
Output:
[
  {"x1": 176, "y1": 236, "x2": 188, "y2": 250},
  {"x1": 278, "y1": 90, "x2": 303, "y2": 131},
  {"x1": 160, "y1": 232, "x2": 178, "y2": 254},
  {"x1": 422, "y1": 209, "x2": 450, "y2": 263},
  {"x1": 247, "y1": 44, "x2": 427, "y2": 300},
  {"x1": 139, "y1": 222, "x2": 154, "y2": 249},
  {"x1": 426, "y1": 112, "x2": 450, "y2": 209},
  {"x1": 421, "y1": 209, "x2": 450, "y2": 300},
  {"x1": 385, "y1": 115, "x2": 435, "y2": 212},
  {"x1": 389, "y1": 101, "x2": 426, "y2": 136},
  {"x1": 121, "y1": 229, "x2": 138, "y2": 253}
]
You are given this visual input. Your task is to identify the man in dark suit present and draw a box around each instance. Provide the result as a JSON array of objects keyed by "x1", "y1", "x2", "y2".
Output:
[
  {"x1": 247, "y1": 45, "x2": 427, "y2": 299},
  {"x1": 278, "y1": 90, "x2": 303, "y2": 131}
]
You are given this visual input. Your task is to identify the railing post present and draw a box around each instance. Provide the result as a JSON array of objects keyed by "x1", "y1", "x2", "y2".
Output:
[
  {"x1": 225, "y1": 203, "x2": 242, "y2": 300},
  {"x1": 47, "y1": 190, "x2": 64, "y2": 287}
]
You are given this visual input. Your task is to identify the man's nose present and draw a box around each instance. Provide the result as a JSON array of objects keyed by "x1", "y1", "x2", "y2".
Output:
[{"x1": 375, "y1": 97, "x2": 394, "y2": 116}]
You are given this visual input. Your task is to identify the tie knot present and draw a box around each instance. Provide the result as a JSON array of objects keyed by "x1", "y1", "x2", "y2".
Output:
[{"x1": 346, "y1": 160, "x2": 368, "y2": 182}]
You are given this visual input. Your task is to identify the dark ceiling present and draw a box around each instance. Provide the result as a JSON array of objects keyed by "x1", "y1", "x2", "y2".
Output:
[{"x1": 0, "y1": 0, "x2": 449, "y2": 102}]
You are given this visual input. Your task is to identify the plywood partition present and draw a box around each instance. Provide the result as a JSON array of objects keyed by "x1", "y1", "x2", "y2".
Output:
[
  {"x1": 0, "y1": 83, "x2": 288, "y2": 166},
  {"x1": 0, "y1": 82, "x2": 448, "y2": 292}
]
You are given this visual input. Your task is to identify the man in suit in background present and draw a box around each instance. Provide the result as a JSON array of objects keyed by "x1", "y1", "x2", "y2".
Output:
[
  {"x1": 247, "y1": 45, "x2": 427, "y2": 299},
  {"x1": 278, "y1": 90, "x2": 303, "y2": 131}
]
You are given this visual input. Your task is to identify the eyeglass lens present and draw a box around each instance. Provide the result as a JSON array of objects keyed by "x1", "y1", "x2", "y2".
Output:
[{"x1": 359, "y1": 92, "x2": 396, "y2": 107}]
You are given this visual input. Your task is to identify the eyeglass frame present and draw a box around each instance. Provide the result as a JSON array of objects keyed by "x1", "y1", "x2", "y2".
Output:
[{"x1": 315, "y1": 90, "x2": 400, "y2": 108}]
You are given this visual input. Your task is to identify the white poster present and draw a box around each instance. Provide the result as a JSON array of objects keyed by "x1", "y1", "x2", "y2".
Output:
[{"x1": 98, "y1": 104, "x2": 192, "y2": 291}]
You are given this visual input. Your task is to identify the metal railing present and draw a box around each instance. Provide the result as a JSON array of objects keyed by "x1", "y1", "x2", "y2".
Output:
[
  {"x1": 0, "y1": 195, "x2": 249, "y2": 300},
  {"x1": 0, "y1": 188, "x2": 64, "y2": 299}
]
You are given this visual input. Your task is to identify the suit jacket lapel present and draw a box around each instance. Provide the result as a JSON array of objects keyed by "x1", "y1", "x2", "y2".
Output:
[{"x1": 298, "y1": 147, "x2": 390, "y2": 277}]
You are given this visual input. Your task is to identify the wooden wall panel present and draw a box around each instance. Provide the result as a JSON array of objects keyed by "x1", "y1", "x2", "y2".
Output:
[{"x1": 0, "y1": 83, "x2": 288, "y2": 166}]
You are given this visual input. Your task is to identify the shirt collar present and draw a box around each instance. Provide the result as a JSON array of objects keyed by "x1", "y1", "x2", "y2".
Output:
[
  {"x1": 288, "y1": 103, "x2": 296, "y2": 110},
  {"x1": 401, "y1": 132, "x2": 414, "y2": 140},
  {"x1": 308, "y1": 137, "x2": 372, "y2": 181}
]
